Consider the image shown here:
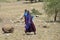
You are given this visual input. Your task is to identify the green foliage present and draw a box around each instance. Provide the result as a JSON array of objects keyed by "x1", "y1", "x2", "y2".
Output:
[
  {"x1": 31, "y1": 8, "x2": 42, "y2": 15},
  {"x1": 44, "y1": 0, "x2": 60, "y2": 16},
  {"x1": 44, "y1": 0, "x2": 60, "y2": 21}
]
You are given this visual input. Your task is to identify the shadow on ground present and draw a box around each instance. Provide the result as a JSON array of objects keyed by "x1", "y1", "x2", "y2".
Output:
[
  {"x1": 45, "y1": 20, "x2": 60, "y2": 23},
  {"x1": 23, "y1": 1, "x2": 38, "y2": 4}
]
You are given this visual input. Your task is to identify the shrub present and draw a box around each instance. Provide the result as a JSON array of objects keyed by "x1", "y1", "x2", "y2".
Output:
[{"x1": 31, "y1": 8, "x2": 42, "y2": 15}]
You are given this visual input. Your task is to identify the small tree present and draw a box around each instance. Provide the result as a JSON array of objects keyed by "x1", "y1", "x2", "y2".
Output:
[{"x1": 44, "y1": 0, "x2": 60, "y2": 21}]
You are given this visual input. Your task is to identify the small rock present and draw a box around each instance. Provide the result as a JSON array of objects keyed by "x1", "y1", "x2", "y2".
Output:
[{"x1": 43, "y1": 26, "x2": 47, "y2": 28}]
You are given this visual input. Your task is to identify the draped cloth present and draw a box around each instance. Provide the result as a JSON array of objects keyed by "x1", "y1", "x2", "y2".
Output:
[{"x1": 24, "y1": 12, "x2": 36, "y2": 32}]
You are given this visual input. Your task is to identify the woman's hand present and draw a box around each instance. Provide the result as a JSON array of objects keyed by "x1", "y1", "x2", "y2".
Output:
[
  {"x1": 20, "y1": 17, "x2": 23, "y2": 20},
  {"x1": 20, "y1": 16, "x2": 24, "y2": 20}
]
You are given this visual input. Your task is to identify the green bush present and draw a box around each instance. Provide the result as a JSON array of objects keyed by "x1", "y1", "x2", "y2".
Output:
[{"x1": 31, "y1": 8, "x2": 42, "y2": 15}]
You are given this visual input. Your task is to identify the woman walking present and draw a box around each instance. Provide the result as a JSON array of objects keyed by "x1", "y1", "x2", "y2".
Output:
[{"x1": 21, "y1": 9, "x2": 36, "y2": 35}]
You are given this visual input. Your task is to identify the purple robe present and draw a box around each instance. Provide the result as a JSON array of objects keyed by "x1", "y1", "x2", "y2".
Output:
[{"x1": 24, "y1": 12, "x2": 36, "y2": 32}]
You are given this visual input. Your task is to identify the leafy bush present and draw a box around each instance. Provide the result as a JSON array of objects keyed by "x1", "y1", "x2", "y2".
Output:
[
  {"x1": 44, "y1": 0, "x2": 60, "y2": 21},
  {"x1": 31, "y1": 8, "x2": 42, "y2": 15}
]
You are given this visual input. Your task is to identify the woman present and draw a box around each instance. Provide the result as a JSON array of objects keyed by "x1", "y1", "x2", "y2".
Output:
[{"x1": 21, "y1": 9, "x2": 36, "y2": 35}]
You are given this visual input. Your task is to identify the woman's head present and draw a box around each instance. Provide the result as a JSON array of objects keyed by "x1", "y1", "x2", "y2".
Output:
[
  {"x1": 24, "y1": 9, "x2": 31, "y2": 16},
  {"x1": 27, "y1": 10, "x2": 30, "y2": 15},
  {"x1": 25, "y1": 9, "x2": 28, "y2": 12}
]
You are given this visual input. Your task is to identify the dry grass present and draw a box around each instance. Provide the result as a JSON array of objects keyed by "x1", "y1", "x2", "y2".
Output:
[{"x1": 0, "y1": 1, "x2": 60, "y2": 40}]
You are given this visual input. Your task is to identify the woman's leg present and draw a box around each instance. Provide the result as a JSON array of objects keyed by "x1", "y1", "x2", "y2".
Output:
[
  {"x1": 31, "y1": 22, "x2": 36, "y2": 35},
  {"x1": 34, "y1": 32, "x2": 36, "y2": 35}
]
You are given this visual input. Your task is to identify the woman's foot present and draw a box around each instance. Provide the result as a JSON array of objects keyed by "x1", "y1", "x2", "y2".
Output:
[{"x1": 34, "y1": 32, "x2": 36, "y2": 35}]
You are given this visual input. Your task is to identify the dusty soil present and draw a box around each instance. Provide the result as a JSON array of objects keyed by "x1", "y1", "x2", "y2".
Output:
[{"x1": 0, "y1": 1, "x2": 60, "y2": 40}]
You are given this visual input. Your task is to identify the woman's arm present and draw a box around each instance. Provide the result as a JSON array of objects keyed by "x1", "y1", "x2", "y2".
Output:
[{"x1": 20, "y1": 15, "x2": 24, "y2": 20}]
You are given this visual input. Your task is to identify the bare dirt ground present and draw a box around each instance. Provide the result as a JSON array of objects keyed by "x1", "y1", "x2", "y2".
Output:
[{"x1": 0, "y1": 1, "x2": 60, "y2": 40}]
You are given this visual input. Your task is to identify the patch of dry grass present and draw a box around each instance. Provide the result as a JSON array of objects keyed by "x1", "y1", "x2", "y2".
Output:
[{"x1": 0, "y1": 1, "x2": 60, "y2": 40}]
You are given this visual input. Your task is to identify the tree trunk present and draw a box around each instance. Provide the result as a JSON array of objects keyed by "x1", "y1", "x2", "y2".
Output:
[{"x1": 54, "y1": 9, "x2": 58, "y2": 22}]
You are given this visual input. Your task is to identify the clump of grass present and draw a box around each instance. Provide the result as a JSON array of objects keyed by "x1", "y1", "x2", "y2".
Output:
[
  {"x1": 17, "y1": 0, "x2": 20, "y2": 1},
  {"x1": 31, "y1": 8, "x2": 42, "y2": 15}
]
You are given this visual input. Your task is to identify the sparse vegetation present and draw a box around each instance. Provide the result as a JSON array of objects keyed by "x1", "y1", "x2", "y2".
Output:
[
  {"x1": 44, "y1": 0, "x2": 60, "y2": 22},
  {"x1": 31, "y1": 8, "x2": 42, "y2": 15}
]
